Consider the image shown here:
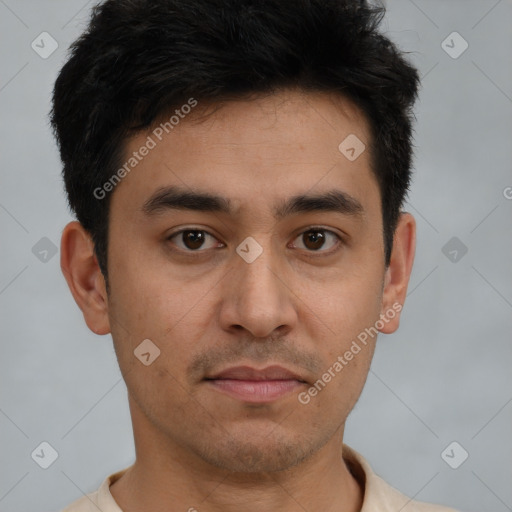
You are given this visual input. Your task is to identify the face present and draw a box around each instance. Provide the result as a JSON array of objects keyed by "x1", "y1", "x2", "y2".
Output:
[{"x1": 62, "y1": 88, "x2": 414, "y2": 474}]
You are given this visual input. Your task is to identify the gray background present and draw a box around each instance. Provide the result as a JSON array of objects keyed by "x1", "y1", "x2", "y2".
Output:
[{"x1": 1, "y1": 1, "x2": 511, "y2": 511}]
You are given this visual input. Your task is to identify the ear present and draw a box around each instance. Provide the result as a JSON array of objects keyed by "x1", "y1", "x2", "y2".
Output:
[
  {"x1": 60, "y1": 221, "x2": 111, "y2": 335},
  {"x1": 378, "y1": 212, "x2": 416, "y2": 334}
]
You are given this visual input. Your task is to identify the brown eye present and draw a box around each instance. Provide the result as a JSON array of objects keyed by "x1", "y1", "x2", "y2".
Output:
[
  {"x1": 168, "y1": 229, "x2": 220, "y2": 251},
  {"x1": 181, "y1": 230, "x2": 206, "y2": 250},
  {"x1": 303, "y1": 230, "x2": 325, "y2": 250},
  {"x1": 292, "y1": 228, "x2": 340, "y2": 253}
]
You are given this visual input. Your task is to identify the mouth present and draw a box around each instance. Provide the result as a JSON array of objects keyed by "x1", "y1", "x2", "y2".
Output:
[{"x1": 203, "y1": 365, "x2": 308, "y2": 403}]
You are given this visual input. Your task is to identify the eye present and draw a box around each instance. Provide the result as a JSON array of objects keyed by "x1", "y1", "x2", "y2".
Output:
[
  {"x1": 291, "y1": 228, "x2": 342, "y2": 253},
  {"x1": 167, "y1": 227, "x2": 342, "y2": 255},
  {"x1": 167, "y1": 229, "x2": 223, "y2": 252}
]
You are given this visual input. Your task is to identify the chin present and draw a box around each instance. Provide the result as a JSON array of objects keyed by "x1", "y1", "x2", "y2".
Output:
[{"x1": 192, "y1": 432, "x2": 318, "y2": 474}]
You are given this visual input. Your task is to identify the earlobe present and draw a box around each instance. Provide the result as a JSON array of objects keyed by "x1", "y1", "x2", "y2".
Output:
[
  {"x1": 378, "y1": 213, "x2": 416, "y2": 334},
  {"x1": 60, "y1": 221, "x2": 111, "y2": 335}
]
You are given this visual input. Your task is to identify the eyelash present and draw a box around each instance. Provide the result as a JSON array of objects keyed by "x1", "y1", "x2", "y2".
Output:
[{"x1": 166, "y1": 227, "x2": 343, "y2": 257}]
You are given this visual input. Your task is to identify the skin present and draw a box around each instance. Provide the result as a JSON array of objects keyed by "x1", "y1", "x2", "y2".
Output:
[{"x1": 61, "y1": 88, "x2": 415, "y2": 512}]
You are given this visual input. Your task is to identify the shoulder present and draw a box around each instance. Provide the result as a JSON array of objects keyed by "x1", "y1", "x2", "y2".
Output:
[
  {"x1": 59, "y1": 467, "x2": 129, "y2": 512},
  {"x1": 370, "y1": 472, "x2": 459, "y2": 512},
  {"x1": 342, "y1": 444, "x2": 460, "y2": 512},
  {"x1": 60, "y1": 492, "x2": 102, "y2": 512}
]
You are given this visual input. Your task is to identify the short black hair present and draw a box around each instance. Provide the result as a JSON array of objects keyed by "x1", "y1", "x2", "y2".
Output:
[{"x1": 51, "y1": 0, "x2": 420, "y2": 282}]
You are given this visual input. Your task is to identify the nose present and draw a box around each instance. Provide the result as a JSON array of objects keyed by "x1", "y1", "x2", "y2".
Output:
[{"x1": 218, "y1": 238, "x2": 298, "y2": 339}]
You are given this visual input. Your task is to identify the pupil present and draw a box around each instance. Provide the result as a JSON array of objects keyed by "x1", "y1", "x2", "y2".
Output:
[
  {"x1": 305, "y1": 230, "x2": 324, "y2": 250},
  {"x1": 184, "y1": 230, "x2": 204, "y2": 249}
]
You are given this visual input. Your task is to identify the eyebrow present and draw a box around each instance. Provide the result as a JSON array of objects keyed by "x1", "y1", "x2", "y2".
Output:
[{"x1": 141, "y1": 185, "x2": 364, "y2": 220}]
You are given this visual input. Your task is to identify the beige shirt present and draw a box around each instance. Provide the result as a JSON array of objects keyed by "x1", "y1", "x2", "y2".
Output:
[{"x1": 61, "y1": 445, "x2": 458, "y2": 512}]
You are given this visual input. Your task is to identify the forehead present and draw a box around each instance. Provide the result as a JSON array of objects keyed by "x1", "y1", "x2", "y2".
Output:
[
  {"x1": 110, "y1": 89, "x2": 377, "y2": 219},
  {"x1": 156, "y1": 89, "x2": 370, "y2": 156}
]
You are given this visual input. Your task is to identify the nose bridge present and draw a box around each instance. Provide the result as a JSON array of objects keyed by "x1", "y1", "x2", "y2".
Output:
[
  {"x1": 235, "y1": 233, "x2": 282, "y2": 301},
  {"x1": 220, "y1": 232, "x2": 296, "y2": 337}
]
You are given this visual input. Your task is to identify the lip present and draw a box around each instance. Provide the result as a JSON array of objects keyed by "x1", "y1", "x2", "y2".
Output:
[
  {"x1": 204, "y1": 365, "x2": 307, "y2": 403},
  {"x1": 208, "y1": 365, "x2": 307, "y2": 381}
]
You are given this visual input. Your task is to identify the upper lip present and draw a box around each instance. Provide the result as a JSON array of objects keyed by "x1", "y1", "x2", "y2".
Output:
[{"x1": 206, "y1": 365, "x2": 307, "y2": 382}]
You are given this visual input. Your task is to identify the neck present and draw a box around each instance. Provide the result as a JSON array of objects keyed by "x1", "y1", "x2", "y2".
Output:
[{"x1": 110, "y1": 399, "x2": 364, "y2": 512}]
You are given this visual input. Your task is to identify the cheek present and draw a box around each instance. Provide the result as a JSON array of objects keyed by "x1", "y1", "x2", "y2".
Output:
[
  {"x1": 304, "y1": 266, "x2": 383, "y2": 337},
  {"x1": 296, "y1": 344, "x2": 375, "y2": 428},
  {"x1": 107, "y1": 240, "x2": 191, "y2": 332},
  {"x1": 106, "y1": 255, "x2": 217, "y2": 388},
  {"x1": 297, "y1": 267, "x2": 383, "y2": 404}
]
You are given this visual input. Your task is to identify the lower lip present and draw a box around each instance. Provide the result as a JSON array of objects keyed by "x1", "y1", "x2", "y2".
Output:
[{"x1": 206, "y1": 379, "x2": 304, "y2": 403}]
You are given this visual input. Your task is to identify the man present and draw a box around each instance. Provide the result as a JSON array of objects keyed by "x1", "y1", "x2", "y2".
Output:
[{"x1": 52, "y1": 0, "x2": 458, "y2": 510}]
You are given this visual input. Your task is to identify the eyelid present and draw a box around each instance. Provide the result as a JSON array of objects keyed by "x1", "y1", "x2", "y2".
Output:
[
  {"x1": 291, "y1": 225, "x2": 344, "y2": 240},
  {"x1": 289, "y1": 226, "x2": 343, "y2": 254},
  {"x1": 166, "y1": 227, "x2": 224, "y2": 252}
]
